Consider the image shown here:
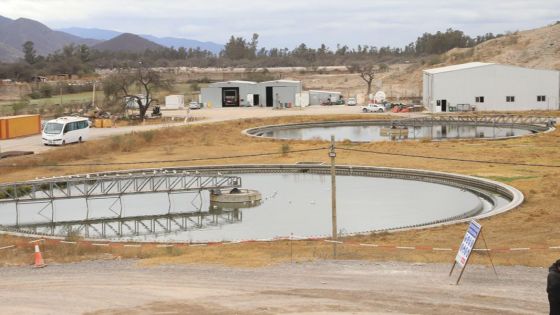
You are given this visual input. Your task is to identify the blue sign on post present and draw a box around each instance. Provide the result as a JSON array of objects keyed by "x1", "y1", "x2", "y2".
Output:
[
  {"x1": 449, "y1": 220, "x2": 483, "y2": 285},
  {"x1": 455, "y1": 220, "x2": 481, "y2": 267}
]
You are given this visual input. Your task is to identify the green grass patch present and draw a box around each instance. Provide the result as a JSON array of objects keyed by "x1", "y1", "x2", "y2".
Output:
[{"x1": 484, "y1": 175, "x2": 539, "y2": 183}]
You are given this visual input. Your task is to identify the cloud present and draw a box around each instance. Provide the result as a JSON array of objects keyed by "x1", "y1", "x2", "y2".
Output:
[{"x1": 1, "y1": 0, "x2": 558, "y2": 47}]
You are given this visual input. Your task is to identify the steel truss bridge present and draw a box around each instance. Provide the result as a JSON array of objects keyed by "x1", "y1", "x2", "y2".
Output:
[
  {"x1": 394, "y1": 115, "x2": 555, "y2": 131},
  {"x1": 6, "y1": 209, "x2": 242, "y2": 239},
  {"x1": 0, "y1": 171, "x2": 241, "y2": 202},
  {"x1": 0, "y1": 170, "x2": 242, "y2": 233}
]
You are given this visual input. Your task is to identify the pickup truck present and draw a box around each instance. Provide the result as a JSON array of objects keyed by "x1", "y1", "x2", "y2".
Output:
[{"x1": 361, "y1": 104, "x2": 385, "y2": 113}]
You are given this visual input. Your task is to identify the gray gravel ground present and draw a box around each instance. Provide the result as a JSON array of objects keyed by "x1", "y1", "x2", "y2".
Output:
[
  {"x1": 0, "y1": 259, "x2": 549, "y2": 314},
  {"x1": 0, "y1": 106, "x2": 411, "y2": 154}
]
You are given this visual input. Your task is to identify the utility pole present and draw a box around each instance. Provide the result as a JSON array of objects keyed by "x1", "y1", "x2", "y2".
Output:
[
  {"x1": 329, "y1": 135, "x2": 338, "y2": 258},
  {"x1": 92, "y1": 82, "x2": 96, "y2": 109}
]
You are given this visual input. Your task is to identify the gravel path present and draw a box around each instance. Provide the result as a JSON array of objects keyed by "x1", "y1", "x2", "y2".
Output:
[
  {"x1": 0, "y1": 106, "x2": 418, "y2": 154},
  {"x1": 0, "y1": 260, "x2": 548, "y2": 314}
]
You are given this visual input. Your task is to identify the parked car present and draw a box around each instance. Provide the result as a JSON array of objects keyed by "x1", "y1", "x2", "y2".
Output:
[
  {"x1": 361, "y1": 104, "x2": 385, "y2": 113},
  {"x1": 347, "y1": 98, "x2": 357, "y2": 106},
  {"x1": 189, "y1": 101, "x2": 201, "y2": 110}
]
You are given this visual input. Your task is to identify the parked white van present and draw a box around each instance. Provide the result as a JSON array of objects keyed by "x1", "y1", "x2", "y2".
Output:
[{"x1": 42, "y1": 116, "x2": 90, "y2": 146}]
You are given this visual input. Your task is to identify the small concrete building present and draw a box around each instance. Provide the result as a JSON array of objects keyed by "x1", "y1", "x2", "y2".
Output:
[
  {"x1": 308, "y1": 90, "x2": 343, "y2": 105},
  {"x1": 200, "y1": 80, "x2": 302, "y2": 108},
  {"x1": 201, "y1": 81, "x2": 257, "y2": 107},
  {"x1": 423, "y1": 62, "x2": 560, "y2": 112},
  {"x1": 257, "y1": 80, "x2": 302, "y2": 107}
]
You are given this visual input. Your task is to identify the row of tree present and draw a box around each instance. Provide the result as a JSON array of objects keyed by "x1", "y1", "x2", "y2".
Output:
[
  {"x1": 0, "y1": 42, "x2": 94, "y2": 81},
  {"x1": 222, "y1": 29, "x2": 500, "y2": 62},
  {"x1": 0, "y1": 28, "x2": 502, "y2": 81}
]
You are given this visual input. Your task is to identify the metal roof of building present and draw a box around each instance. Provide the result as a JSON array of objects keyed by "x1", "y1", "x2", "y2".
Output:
[
  {"x1": 207, "y1": 80, "x2": 257, "y2": 87},
  {"x1": 261, "y1": 80, "x2": 301, "y2": 84},
  {"x1": 309, "y1": 90, "x2": 342, "y2": 94},
  {"x1": 423, "y1": 62, "x2": 495, "y2": 74},
  {"x1": 223, "y1": 80, "x2": 257, "y2": 84},
  {"x1": 209, "y1": 80, "x2": 256, "y2": 85}
]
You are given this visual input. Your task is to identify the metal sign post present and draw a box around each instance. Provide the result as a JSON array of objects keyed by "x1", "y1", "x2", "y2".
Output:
[
  {"x1": 449, "y1": 220, "x2": 482, "y2": 285},
  {"x1": 330, "y1": 135, "x2": 337, "y2": 258}
]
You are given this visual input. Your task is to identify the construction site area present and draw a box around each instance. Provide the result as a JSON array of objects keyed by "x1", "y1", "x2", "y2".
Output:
[
  {"x1": 0, "y1": 103, "x2": 559, "y2": 313},
  {"x1": 1, "y1": 21, "x2": 560, "y2": 314}
]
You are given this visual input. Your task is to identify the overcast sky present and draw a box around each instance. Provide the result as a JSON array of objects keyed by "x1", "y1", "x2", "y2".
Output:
[{"x1": 1, "y1": 0, "x2": 559, "y2": 48}]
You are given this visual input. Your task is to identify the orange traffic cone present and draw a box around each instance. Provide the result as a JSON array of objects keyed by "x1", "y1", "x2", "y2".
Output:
[{"x1": 33, "y1": 244, "x2": 46, "y2": 268}]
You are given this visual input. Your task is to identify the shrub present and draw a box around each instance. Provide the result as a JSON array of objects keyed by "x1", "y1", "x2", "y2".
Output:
[
  {"x1": 39, "y1": 84, "x2": 53, "y2": 98},
  {"x1": 11, "y1": 100, "x2": 29, "y2": 115},
  {"x1": 428, "y1": 56, "x2": 441, "y2": 65},
  {"x1": 110, "y1": 135, "x2": 124, "y2": 150},
  {"x1": 29, "y1": 91, "x2": 42, "y2": 99},
  {"x1": 163, "y1": 145, "x2": 174, "y2": 155},
  {"x1": 121, "y1": 137, "x2": 137, "y2": 152},
  {"x1": 190, "y1": 82, "x2": 200, "y2": 92},
  {"x1": 281, "y1": 143, "x2": 290, "y2": 156},
  {"x1": 141, "y1": 130, "x2": 156, "y2": 143}
]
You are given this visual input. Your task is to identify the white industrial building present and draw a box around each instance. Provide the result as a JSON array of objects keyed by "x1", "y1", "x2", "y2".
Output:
[
  {"x1": 200, "y1": 80, "x2": 302, "y2": 108},
  {"x1": 423, "y1": 62, "x2": 560, "y2": 112}
]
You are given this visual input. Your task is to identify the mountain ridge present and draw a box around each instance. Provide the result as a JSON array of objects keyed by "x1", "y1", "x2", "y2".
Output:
[
  {"x1": 0, "y1": 16, "x2": 223, "y2": 62},
  {"x1": 0, "y1": 15, "x2": 99, "y2": 61},
  {"x1": 59, "y1": 27, "x2": 223, "y2": 53},
  {"x1": 92, "y1": 33, "x2": 164, "y2": 53}
]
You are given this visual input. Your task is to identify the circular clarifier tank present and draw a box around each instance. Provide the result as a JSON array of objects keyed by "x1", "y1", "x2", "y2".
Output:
[
  {"x1": 0, "y1": 165, "x2": 522, "y2": 242},
  {"x1": 244, "y1": 119, "x2": 551, "y2": 142}
]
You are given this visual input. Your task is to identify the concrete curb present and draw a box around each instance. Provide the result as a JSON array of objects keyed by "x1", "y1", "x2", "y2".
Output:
[{"x1": 242, "y1": 118, "x2": 554, "y2": 142}]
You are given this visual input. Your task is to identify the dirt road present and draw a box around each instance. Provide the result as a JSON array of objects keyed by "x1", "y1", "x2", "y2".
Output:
[
  {"x1": 0, "y1": 106, "x2": 416, "y2": 155},
  {"x1": 0, "y1": 260, "x2": 548, "y2": 314}
]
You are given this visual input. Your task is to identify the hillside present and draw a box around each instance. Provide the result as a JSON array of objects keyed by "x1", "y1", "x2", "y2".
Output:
[
  {"x1": 386, "y1": 22, "x2": 560, "y2": 96},
  {"x1": 58, "y1": 27, "x2": 121, "y2": 41},
  {"x1": 444, "y1": 23, "x2": 560, "y2": 69},
  {"x1": 0, "y1": 15, "x2": 98, "y2": 61},
  {"x1": 140, "y1": 35, "x2": 223, "y2": 54},
  {"x1": 92, "y1": 33, "x2": 164, "y2": 53},
  {"x1": 0, "y1": 42, "x2": 22, "y2": 62}
]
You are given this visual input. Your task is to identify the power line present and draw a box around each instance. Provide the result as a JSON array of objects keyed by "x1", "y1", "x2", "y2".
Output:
[
  {"x1": 337, "y1": 147, "x2": 560, "y2": 168},
  {"x1": 0, "y1": 147, "x2": 328, "y2": 168},
  {"x1": 2, "y1": 144, "x2": 558, "y2": 169}
]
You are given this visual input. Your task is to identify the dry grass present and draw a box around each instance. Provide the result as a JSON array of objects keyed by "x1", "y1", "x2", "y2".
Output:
[{"x1": 1, "y1": 113, "x2": 560, "y2": 268}]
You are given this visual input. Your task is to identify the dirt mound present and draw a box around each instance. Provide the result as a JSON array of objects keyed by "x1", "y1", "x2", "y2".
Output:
[
  {"x1": 446, "y1": 23, "x2": 560, "y2": 69},
  {"x1": 386, "y1": 23, "x2": 560, "y2": 97}
]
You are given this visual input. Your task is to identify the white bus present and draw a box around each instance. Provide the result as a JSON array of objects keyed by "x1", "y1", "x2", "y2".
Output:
[{"x1": 42, "y1": 116, "x2": 90, "y2": 146}]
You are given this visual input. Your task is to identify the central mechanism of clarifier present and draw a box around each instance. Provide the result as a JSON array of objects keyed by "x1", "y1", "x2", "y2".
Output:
[{"x1": 210, "y1": 188, "x2": 262, "y2": 205}]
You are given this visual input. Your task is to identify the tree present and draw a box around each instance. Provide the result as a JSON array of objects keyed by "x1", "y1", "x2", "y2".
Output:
[
  {"x1": 22, "y1": 41, "x2": 36, "y2": 64},
  {"x1": 103, "y1": 65, "x2": 169, "y2": 120},
  {"x1": 349, "y1": 64, "x2": 377, "y2": 97},
  {"x1": 79, "y1": 44, "x2": 90, "y2": 62},
  {"x1": 12, "y1": 99, "x2": 30, "y2": 115},
  {"x1": 223, "y1": 33, "x2": 260, "y2": 60}
]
